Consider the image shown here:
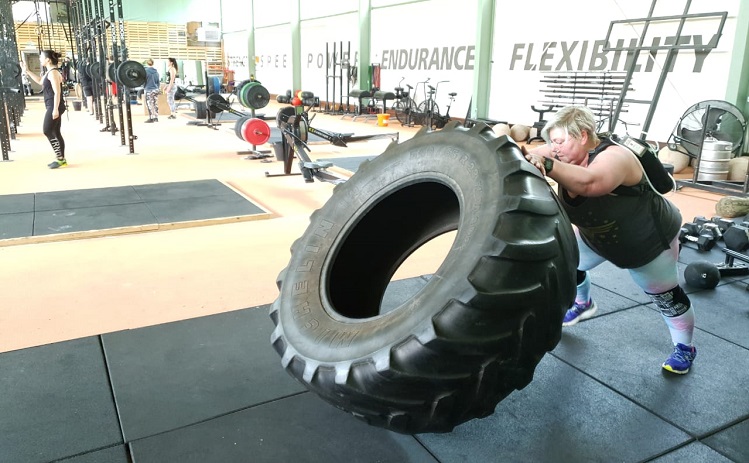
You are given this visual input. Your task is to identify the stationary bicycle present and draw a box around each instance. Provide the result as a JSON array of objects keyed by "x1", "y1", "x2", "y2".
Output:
[
  {"x1": 433, "y1": 91, "x2": 456, "y2": 129},
  {"x1": 392, "y1": 77, "x2": 416, "y2": 127}
]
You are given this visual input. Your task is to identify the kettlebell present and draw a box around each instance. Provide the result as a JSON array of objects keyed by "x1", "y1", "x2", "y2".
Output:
[{"x1": 684, "y1": 261, "x2": 721, "y2": 289}]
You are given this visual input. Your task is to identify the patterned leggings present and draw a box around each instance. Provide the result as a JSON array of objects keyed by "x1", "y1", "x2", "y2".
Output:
[
  {"x1": 574, "y1": 227, "x2": 695, "y2": 346},
  {"x1": 167, "y1": 87, "x2": 177, "y2": 113},
  {"x1": 146, "y1": 89, "x2": 160, "y2": 119},
  {"x1": 575, "y1": 227, "x2": 679, "y2": 294}
]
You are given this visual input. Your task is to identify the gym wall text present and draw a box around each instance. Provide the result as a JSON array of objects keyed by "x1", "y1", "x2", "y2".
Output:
[{"x1": 510, "y1": 35, "x2": 719, "y2": 73}]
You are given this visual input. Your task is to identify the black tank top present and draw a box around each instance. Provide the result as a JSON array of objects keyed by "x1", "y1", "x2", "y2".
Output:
[
  {"x1": 43, "y1": 69, "x2": 66, "y2": 112},
  {"x1": 559, "y1": 137, "x2": 682, "y2": 268}
]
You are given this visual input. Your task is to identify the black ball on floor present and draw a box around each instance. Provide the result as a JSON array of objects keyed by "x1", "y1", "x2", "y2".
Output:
[{"x1": 684, "y1": 261, "x2": 721, "y2": 289}]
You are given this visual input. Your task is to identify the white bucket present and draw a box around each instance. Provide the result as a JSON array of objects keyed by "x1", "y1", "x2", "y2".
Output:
[{"x1": 697, "y1": 139, "x2": 732, "y2": 181}]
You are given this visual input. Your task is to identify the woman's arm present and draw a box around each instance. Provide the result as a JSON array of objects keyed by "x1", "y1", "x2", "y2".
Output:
[
  {"x1": 21, "y1": 62, "x2": 42, "y2": 85},
  {"x1": 527, "y1": 145, "x2": 643, "y2": 197},
  {"x1": 50, "y1": 70, "x2": 63, "y2": 118},
  {"x1": 166, "y1": 67, "x2": 176, "y2": 92}
]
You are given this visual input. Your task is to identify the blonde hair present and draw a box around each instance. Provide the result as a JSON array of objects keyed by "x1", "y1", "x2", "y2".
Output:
[
  {"x1": 146, "y1": 58, "x2": 154, "y2": 66},
  {"x1": 541, "y1": 105, "x2": 599, "y2": 146}
]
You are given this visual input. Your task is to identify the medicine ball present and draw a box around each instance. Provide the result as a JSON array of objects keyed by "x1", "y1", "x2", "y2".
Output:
[
  {"x1": 684, "y1": 261, "x2": 720, "y2": 289},
  {"x1": 492, "y1": 123, "x2": 511, "y2": 138},
  {"x1": 509, "y1": 124, "x2": 530, "y2": 142}
]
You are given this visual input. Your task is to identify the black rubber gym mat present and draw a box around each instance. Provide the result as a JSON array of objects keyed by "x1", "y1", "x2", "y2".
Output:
[
  {"x1": 2, "y1": 273, "x2": 749, "y2": 462},
  {"x1": 551, "y1": 305, "x2": 749, "y2": 437},
  {"x1": 101, "y1": 307, "x2": 307, "y2": 442},
  {"x1": 128, "y1": 393, "x2": 438, "y2": 463},
  {"x1": 0, "y1": 337, "x2": 123, "y2": 463},
  {"x1": 60, "y1": 446, "x2": 130, "y2": 463},
  {"x1": 419, "y1": 352, "x2": 693, "y2": 462},
  {"x1": 0, "y1": 179, "x2": 268, "y2": 241}
]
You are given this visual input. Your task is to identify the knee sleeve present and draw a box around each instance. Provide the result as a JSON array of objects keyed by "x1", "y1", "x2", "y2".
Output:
[{"x1": 647, "y1": 285, "x2": 691, "y2": 317}]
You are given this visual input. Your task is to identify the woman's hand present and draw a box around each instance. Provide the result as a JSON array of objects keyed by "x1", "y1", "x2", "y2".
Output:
[
  {"x1": 52, "y1": 109, "x2": 60, "y2": 119},
  {"x1": 525, "y1": 153, "x2": 548, "y2": 176}
]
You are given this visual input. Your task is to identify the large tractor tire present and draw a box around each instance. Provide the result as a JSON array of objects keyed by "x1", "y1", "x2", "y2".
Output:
[{"x1": 269, "y1": 122, "x2": 578, "y2": 434}]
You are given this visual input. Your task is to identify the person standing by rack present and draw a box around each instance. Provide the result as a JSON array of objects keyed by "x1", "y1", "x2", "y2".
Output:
[
  {"x1": 78, "y1": 59, "x2": 94, "y2": 114},
  {"x1": 22, "y1": 50, "x2": 68, "y2": 169},
  {"x1": 144, "y1": 58, "x2": 160, "y2": 123},
  {"x1": 165, "y1": 58, "x2": 179, "y2": 119}
]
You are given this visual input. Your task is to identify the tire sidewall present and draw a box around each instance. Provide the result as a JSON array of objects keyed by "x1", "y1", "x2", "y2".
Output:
[{"x1": 276, "y1": 131, "x2": 527, "y2": 362}]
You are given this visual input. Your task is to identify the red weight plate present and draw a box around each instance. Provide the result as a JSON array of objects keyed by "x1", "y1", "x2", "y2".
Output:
[{"x1": 242, "y1": 118, "x2": 271, "y2": 145}]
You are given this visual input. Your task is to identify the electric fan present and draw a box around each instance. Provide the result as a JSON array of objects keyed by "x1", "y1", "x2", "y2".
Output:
[{"x1": 667, "y1": 99, "x2": 747, "y2": 158}]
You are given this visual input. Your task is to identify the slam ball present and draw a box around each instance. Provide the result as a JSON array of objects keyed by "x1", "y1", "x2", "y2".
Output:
[{"x1": 684, "y1": 261, "x2": 720, "y2": 289}]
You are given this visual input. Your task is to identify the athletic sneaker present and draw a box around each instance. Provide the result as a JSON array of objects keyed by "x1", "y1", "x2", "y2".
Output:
[
  {"x1": 562, "y1": 299, "x2": 598, "y2": 326},
  {"x1": 168, "y1": 115, "x2": 176, "y2": 119},
  {"x1": 662, "y1": 343, "x2": 697, "y2": 374},
  {"x1": 48, "y1": 159, "x2": 67, "y2": 169}
]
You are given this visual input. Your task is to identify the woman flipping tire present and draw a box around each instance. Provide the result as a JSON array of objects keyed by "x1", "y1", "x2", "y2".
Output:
[{"x1": 270, "y1": 122, "x2": 578, "y2": 434}]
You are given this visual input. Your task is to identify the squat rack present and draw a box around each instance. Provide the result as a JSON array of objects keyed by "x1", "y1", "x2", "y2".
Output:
[{"x1": 601, "y1": 0, "x2": 748, "y2": 196}]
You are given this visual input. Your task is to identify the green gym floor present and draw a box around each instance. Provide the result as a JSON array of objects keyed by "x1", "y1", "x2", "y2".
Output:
[{"x1": 1, "y1": 96, "x2": 748, "y2": 463}]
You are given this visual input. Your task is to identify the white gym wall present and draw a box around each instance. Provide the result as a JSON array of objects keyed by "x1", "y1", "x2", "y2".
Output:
[
  {"x1": 219, "y1": 0, "x2": 742, "y2": 143},
  {"x1": 490, "y1": 0, "x2": 741, "y2": 141}
]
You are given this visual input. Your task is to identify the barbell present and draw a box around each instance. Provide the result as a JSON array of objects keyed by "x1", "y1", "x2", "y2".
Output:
[
  {"x1": 234, "y1": 116, "x2": 271, "y2": 146},
  {"x1": 116, "y1": 60, "x2": 147, "y2": 88}
]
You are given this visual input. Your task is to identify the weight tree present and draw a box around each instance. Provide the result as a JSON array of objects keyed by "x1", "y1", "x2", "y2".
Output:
[{"x1": 324, "y1": 41, "x2": 353, "y2": 115}]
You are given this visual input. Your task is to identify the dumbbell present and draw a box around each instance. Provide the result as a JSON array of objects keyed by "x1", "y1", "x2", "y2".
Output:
[
  {"x1": 710, "y1": 216, "x2": 735, "y2": 235},
  {"x1": 701, "y1": 222, "x2": 722, "y2": 241},
  {"x1": 693, "y1": 216, "x2": 710, "y2": 229},
  {"x1": 723, "y1": 224, "x2": 749, "y2": 253},
  {"x1": 678, "y1": 225, "x2": 716, "y2": 252}
]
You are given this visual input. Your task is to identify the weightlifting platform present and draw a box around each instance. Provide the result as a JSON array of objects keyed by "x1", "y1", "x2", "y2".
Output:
[{"x1": 0, "y1": 179, "x2": 271, "y2": 245}]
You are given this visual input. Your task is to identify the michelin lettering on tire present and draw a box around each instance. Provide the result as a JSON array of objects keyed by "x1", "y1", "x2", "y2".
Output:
[{"x1": 269, "y1": 121, "x2": 578, "y2": 434}]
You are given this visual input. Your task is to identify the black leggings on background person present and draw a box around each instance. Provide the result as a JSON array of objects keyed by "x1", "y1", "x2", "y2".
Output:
[{"x1": 43, "y1": 107, "x2": 65, "y2": 160}]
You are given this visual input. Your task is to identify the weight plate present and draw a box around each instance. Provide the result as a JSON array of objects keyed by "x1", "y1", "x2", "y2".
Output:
[
  {"x1": 90, "y1": 61, "x2": 106, "y2": 81},
  {"x1": 241, "y1": 81, "x2": 270, "y2": 110},
  {"x1": 195, "y1": 100, "x2": 207, "y2": 119},
  {"x1": 107, "y1": 62, "x2": 116, "y2": 82},
  {"x1": 242, "y1": 118, "x2": 271, "y2": 146},
  {"x1": 233, "y1": 79, "x2": 251, "y2": 98},
  {"x1": 235, "y1": 116, "x2": 252, "y2": 141},
  {"x1": 206, "y1": 93, "x2": 226, "y2": 114},
  {"x1": 116, "y1": 60, "x2": 147, "y2": 88},
  {"x1": 298, "y1": 117, "x2": 308, "y2": 143},
  {"x1": 238, "y1": 81, "x2": 253, "y2": 108}
]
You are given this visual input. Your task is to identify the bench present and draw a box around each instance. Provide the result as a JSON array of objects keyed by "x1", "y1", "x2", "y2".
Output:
[
  {"x1": 373, "y1": 90, "x2": 396, "y2": 112},
  {"x1": 349, "y1": 89, "x2": 372, "y2": 115}
]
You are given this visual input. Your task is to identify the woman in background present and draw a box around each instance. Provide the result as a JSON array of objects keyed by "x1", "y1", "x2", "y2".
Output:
[
  {"x1": 165, "y1": 58, "x2": 179, "y2": 119},
  {"x1": 22, "y1": 50, "x2": 68, "y2": 169}
]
